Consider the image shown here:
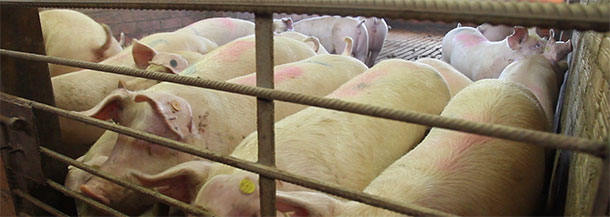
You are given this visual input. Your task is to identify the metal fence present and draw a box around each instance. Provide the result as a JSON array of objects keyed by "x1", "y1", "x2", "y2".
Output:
[{"x1": 0, "y1": 0, "x2": 608, "y2": 216}]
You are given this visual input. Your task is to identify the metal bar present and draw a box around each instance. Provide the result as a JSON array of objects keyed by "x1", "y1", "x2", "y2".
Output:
[
  {"x1": 0, "y1": 50, "x2": 605, "y2": 157},
  {"x1": 38, "y1": 147, "x2": 213, "y2": 217},
  {"x1": 45, "y1": 179, "x2": 128, "y2": 217},
  {"x1": 2, "y1": 93, "x2": 453, "y2": 216},
  {"x1": 255, "y1": 13, "x2": 276, "y2": 217},
  {"x1": 0, "y1": 0, "x2": 607, "y2": 31},
  {"x1": 12, "y1": 190, "x2": 69, "y2": 217}
]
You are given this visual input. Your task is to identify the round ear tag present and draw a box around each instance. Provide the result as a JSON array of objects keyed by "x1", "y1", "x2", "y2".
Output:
[{"x1": 239, "y1": 178, "x2": 256, "y2": 195}]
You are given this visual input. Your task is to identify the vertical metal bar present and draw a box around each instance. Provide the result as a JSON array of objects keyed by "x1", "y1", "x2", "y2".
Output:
[
  {"x1": 1, "y1": 7, "x2": 74, "y2": 215},
  {"x1": 255, "y1": 13, "x2": 276, "y2": 217}
]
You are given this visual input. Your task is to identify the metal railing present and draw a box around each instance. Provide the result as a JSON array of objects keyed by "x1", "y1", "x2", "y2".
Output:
[{"x1": 0, "y1": 0, "x2": 608, "y2": 216}]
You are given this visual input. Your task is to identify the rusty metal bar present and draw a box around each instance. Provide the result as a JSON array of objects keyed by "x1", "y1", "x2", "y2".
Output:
[
  {"x1": 45, "y1": 179, "x2": 128, "y2": 217},
  {"x1": 255, "y1": 13, "x2": 277, "y2": 217},
  {"x1": 38, "y1": 147, "x2": 213, "y2": 217},
  {"x1": 1, "y1": 93, "x2": 454, "y2": 216},
  {"x1": 0, "y1": 49, "x2": 606, "y2": 158},
  {"x1": 0, "y1": 0, "x2": 607, "y2": 31},
  {"x1": 12, "y1": 190, "x2": 69, "y2": 217}
]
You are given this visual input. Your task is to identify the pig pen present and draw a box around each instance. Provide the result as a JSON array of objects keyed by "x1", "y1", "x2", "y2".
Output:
[{"x1": 0, "y1": 1, "x2": 608, "y2": 216}]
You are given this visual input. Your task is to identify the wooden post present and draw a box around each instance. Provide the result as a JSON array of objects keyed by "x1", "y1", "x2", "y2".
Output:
[{"x1": 255, "y1": 12, "x2": 276, "y2": 217}]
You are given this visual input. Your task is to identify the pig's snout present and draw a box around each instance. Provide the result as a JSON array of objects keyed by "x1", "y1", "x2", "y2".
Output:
[{"x1": 80, "y1": 181, "x2": 112, "y2": 205}]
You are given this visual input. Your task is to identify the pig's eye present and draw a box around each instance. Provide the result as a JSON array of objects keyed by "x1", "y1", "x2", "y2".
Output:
[
  {"x1": 535, "y1": 43, "x2": 541, "y2": 49},
  {"x1": 170, "y1": 59, "x2": 178, "y2": 68}
]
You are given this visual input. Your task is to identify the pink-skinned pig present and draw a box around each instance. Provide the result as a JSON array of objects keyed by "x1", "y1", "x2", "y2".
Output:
[
  {"x1": 272, "y1": 79, "x2": 549, "y2": 217},
  {"x1": 499, "y1": 30, "x2": 572, "y2": 125},
  {"x1": 54, "y1": 32, "x2": 218, "y2": 158},
  {"x1": 442, "y1": 26, "x2": 547, "y2": 80},
  {"x1": 74, "y1": 40, "x2": 365, "y2": 214},
  {"x1": 416, "y1": 58, "x2": 473, "y2": 97},
  {"x1": 279, "y1": 16, "x2": 369, "y2": 64},
  {"x1": 278, "y1": 31, "x2": 330, "y2": 55},
  {"x1": 133, "y1": 59, "x2": 451, "y2": 217},
  {"x1": 39, "y1": 9, "x2": 123, "y2": 77},
  {"x1": 358, "y1": 16, "x2": 388, "y2": 67},
  {"x1": 175, "y1": 17, "x2": 255, "y2": 46}
]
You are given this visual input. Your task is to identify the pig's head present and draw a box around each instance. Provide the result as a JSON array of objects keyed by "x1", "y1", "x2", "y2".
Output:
[
  {"x1": 194, "y1": 173, "x2": 347, "y2": 217},
  {"x1": 506, "y1": 27, "x2": 547, "y2": 57},
  {"x1": 132, "y1": 39, "x2": 190, "y2": 74},
  {"x1": 273, "y1": 17, "x2": 294, "y2": 33},
  {"x1": 543, "y1": 30, "x2": 573, "y2": 63},
  {"x1": 78, "y1": 86, "x2": 202, "y2": 212}
]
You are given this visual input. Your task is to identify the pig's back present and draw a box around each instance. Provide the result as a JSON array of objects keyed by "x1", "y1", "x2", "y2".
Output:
[
  {"x1": 232, "y1": 59, "x2": 450, "y2": 190},
  {"x1": 362, "y1": 79, "x2": 547, "y2": 216}
]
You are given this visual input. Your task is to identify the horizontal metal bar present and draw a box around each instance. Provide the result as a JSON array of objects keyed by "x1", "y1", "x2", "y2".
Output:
[
  {"x1": 12, "y1": 189, "x2": 69, "y2": 217},
  {"x1": 38, "y1": 147, "x2": 213, "y2": 216},
  {"x1": 0, "y1": 49, "x2": 606, "y2": 158},
  {"x1": 45, "y1": 179, "x2": 128, "y2": 217},
  {"x1": 0, "y1": 0, "x2": 608, "y2": 31},
  {"x1": 2, "y1": 93, "x2": 454, "y2": 216}
]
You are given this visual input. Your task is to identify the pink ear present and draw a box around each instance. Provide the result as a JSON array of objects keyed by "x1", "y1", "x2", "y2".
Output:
[
  {"x1": 132, "y1": 160, "x2": 212, "y2": 203},
  {"x1": 275, "y1": 191, "x2": 343, "y2": 217},
  {"x1": 507, "y1": 27, "x2": 528, "y2": 50},
  {"x1": 132, "y1": 39, "x2": 159, "y2": 69},
  {"x1": 78, "y1": 88, "x2": 132, "y2": 121},
  {"x1": 134, "y1": 92, "x2": 194, "y2": 139}
]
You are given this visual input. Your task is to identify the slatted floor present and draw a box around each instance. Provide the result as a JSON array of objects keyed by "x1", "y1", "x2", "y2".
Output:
[{"x1": 375, "y1": 34, "x2": 444, "y2": 64}]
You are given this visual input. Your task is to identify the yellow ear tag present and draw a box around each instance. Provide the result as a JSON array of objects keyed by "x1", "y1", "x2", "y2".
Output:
[
  {"x1": 170, "y1": 100, "x2": 181, "y2": 111},
  {"x1": 239, "y1": 178, "x2": 256, "y2": 195}
]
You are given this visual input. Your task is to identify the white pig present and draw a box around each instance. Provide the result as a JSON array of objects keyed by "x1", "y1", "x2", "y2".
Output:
[
  {"x1": 272, "y1": 79, "x2": 549, "y2": 216},
  {"x1": 175, "y1": 17, "x2": 255, "y2": 46},
  {"x1": 499, "y1": 31, "x2": 572, "y2": 125},
  {"x1": 358, "y1": 17, "x2": 388, "y2": 67},
  {"x1": 54, "y1": 32, "x2": 218, "y2": 158},
  {"x1": 133, "y1": 59, "x2": 451, "y2": 217},
  {"x1": 415, "y1": 58, "x2": 473, "y2": 97},
  {"x1": 442, "y1": 26, "x2": 547, "y2": 80},
  {"x1": 39, "y1": 9, "x2": 123, "y2": 77},
  {"x1": 74, "y1": 40, "x2": 362, "y2": 213},
  {"x1": 280, "y1": 16, "x2": 369, "y2": 64}
]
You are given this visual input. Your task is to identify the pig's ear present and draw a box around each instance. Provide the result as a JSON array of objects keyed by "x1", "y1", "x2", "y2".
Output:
[
  {"x1": 132, "y1": 160, "x2": 212, "y2": 203},
  {"x1": 276, "y1": 191, "x2": 343, "y2": 217},
  {"x1": 132, "y1": 39, "x2": 159, "y2": 69},
  {"x1": 134, "y1": 92, "x2": 194, "y2": 139},
  {"x1": 282, "y1": 17, "x2": 293, "y2": 30},
  {"x1": 507, "y1": 27, "x2": 528, "y2": 50},
  {"x1": 78, "y1": 88, "x2": 132, "y2": 121}
]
